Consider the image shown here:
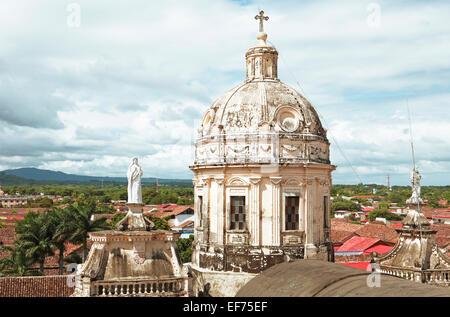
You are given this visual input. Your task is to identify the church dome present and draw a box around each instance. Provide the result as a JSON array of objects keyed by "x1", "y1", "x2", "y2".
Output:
[
  {"x1": 193, "y1": 17, "x2": 329, "y2": 167},
  {"x1": 203, "y1": 80, "x2": 326, "y2": 138}
]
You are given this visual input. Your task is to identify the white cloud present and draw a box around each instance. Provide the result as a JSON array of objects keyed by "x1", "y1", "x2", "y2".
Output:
[{"x1": 0, "y1": 0, "x2": 449, "y2": 184}]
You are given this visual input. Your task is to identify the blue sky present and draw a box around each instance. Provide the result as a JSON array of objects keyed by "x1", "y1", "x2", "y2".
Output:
[{"x1": 0, "y1": 0, "x2": 449, "y2": 185}]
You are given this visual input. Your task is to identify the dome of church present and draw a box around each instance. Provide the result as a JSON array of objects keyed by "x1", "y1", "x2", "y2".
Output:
[
  {"x1": 189, "y1": 13, "x2": 336, "y2": 288},
  {"x1": 193, "y1": 16, "x2": 330, "y2": 167},
  {"x1": 203, "y1": 80, "x2": 326, "y2": 138}
]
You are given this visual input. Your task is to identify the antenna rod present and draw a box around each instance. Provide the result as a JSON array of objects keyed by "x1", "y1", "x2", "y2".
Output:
[{"x1": 407, "y1": 100, "x2": 416, "y2": 169}]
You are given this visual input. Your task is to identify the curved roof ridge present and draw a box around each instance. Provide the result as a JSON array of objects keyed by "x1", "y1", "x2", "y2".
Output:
[{"x1": 216, "y1": 81, "x2": 249, "y2": 125}]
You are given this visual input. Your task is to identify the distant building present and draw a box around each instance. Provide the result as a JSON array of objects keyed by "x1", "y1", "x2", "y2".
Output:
[
  {"x1": 433, "y1": 214, "x2": 450, "y2": 225},
  {"x1": 0, "y1": 196, "x2": 27, "y2": 208},
  {"x1": 333, "y1": 210, "x2": 352, "y2": 219},
  {"x1": 146, "y1": 205, "x2": 194, "y2": 237}
]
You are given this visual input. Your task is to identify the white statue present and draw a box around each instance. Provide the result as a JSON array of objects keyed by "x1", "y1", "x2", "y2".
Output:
[
  {"x1": 406, "y1": 167, "x2": 423, "y2": 205},
  {"x1": 127, "y1": 157, "x2": 143, "y2": 204}
]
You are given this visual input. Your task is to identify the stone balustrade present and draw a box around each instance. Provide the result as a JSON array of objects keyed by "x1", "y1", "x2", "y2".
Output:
[
  {"x1": 91, "y1": 277, "x2": 189, "y2": 297},
  {"x1": 379, "y1": 266, "x2": 450, "y2": 286}
]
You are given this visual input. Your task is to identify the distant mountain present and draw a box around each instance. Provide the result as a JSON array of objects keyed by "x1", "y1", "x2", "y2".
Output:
[
  {"x1": 1, "y1": 168, "x2": 192, "y2": 185},
  {"x1": 0, "y1": 172, "x2": 39, "y2": 185}
]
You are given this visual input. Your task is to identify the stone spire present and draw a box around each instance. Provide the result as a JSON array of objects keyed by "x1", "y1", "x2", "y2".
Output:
[{"x1": 246, "y1": 10, "x2": 278, "y2": 81}]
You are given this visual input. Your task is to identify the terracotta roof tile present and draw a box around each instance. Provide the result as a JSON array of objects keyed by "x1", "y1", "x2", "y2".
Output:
[
  {"x1": 330, "y1": 230, "x2": 355, "y2": 245},
  {"x1": 0, "y1": 276, "x2": 75, "y2": 297},
  {"x1": 146, "y1": 206, "x2": 194, "y2": 218},
  {"x1": 331, "y1": 221, "x2": 362, "y2": 233},
  {"x1": 354, "y1": 223, "x2": 399, "y2": 243}
]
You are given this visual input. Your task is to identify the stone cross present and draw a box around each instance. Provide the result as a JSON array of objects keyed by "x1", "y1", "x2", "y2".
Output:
[{"x1": 255, "y1": 10, "x2": 269, "y2": 32}]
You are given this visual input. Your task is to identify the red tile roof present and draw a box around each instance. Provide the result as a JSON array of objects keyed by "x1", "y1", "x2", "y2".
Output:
[
  {"x1": 354, "y1": 223, "x2": 399, "y2": 243},
  {"x1": 431, "y1": 224, "x2": 450, "y2": 249},
  {"x1": 363, "y1": 244, "x2": 393, "y2": 255},
  {"x1": 0, "y1": 208, "x2": 47, "y2": 216},
  {"x1": 146, "y1": 206, "x2": 194, "y2": 218},
  {"x1": 336, "y1": 236, "x2": 380, "y2": 253},
  {"x1": 0, "y1": 276, "x2": 75, "y2": 297},
  {"x1": 0, "y1": 227, "x2": 16, "y2": 245},
  {"x1": 330, "y1": 219, "x2": 363, "y2": 245},
  {"x1": 331, "y1": 219, "x2": 362, "y2": 232},
  {"x1": 330, "y1": 230, "x2": 355, "y2": 245}
]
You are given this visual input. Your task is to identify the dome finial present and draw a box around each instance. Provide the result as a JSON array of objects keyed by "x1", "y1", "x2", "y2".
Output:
[{"x1": 255, "y1": 10, "x2": 269, "y2": 46}]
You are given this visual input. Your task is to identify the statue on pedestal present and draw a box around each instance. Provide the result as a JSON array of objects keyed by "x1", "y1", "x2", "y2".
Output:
[
  {"x1": 406, "y1": 167, "x2": 423, "y2": 206},
  {"x1": 127, "y1": 157, "x2": 143, "y2": 204},
  {"x1": 116, "y1": 157, "x2": 154, "y2": 231}
]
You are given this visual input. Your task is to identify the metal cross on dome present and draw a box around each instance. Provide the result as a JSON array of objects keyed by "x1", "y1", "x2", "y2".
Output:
[{"x1": 255, "y1": 10, "x2": 269, "y2": 32}]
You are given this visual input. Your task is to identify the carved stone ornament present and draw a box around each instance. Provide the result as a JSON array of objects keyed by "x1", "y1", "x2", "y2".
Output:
[
  {"x1": 270, "y1": 177, "x2": 282, "y2": 185},
  {"x1": 134, "y1": 253, "x2": 146, "y2": 265}
]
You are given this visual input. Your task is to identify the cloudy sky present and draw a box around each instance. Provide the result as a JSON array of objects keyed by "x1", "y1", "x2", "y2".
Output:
[{"x1": 0, "y1": 0, "x2": 449, "y2": 185}]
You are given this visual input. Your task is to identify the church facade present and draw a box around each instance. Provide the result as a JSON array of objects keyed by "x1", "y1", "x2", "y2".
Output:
[{"x1": 189, "y1": 12, "x2": 335, "y2": 290}]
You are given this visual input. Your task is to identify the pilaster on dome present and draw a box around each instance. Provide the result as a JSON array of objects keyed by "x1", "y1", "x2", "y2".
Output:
[{"x1": 246, "y1": 10, "x2": 278, "y2": 82}]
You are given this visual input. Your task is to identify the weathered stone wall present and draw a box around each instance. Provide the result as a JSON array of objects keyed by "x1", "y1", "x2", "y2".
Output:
[
  {"x1": 195, "y1": 243, "x2": 305, "y2": 274},
  {"x1": 189, "y1": 265, "x2": 257, "y2": 297}
]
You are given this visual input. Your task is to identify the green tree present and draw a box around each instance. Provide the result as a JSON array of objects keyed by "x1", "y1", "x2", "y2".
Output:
[
  {"x1": 15, "y1": 212, "x2": 56, "y2": 273},
  {"x1": 368, "y1": 209, "x2": 402, "y2": 222},
  {"x1": 331, "y1": 200, "x2": 361, "y2": 212},
  {"x1": 176, "y1": 235, "x2": 194, "y2": 263},
  {"x1": 0, "y1": 242, "x2": 40, "y2": 276},
  {"x1": 67, "y1": 201, "x2": 110, "y2": 262},
  {"x1": 147, "y1": 216, "x2": 171, "y2": 230},
  {"x1": 110, "y1": 213, "x2": 126, "y2": 229},
  {"x1": 52, "y1": 208, "x2": 77, "y2": 275},
  {"x1": 38, "y1": 197, "x2": 53, "y2": 208}
]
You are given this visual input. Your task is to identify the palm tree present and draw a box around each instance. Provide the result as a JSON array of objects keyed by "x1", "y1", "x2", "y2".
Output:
[
  {"x1": 52, "y1": 208, "x2": 76, "y2": 275},
  {"x1": 0, "y1": 242, "x2": 39, "y2": 276},
  {"x1": 68, "y1": 201, "x2": 109, "y2": 262},
  {"x1": 15, "y1": 211, "x2": 56, "y2": 273}
]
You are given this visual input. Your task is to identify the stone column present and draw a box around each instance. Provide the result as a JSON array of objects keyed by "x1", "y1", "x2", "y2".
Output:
[
  {"x1": 206, "y1": 177, "x2": 211, "y2": 244},
  {"x1": 215, "y1": 177, "x2": 225, "y2": 245},
  {"x1": 270, "y1": 177, "x2": 282, "y2": 246},
  {"x1": 304, "y1": 177, "x2": 318, "y2": 258},
  {"x1": 249, "y1": 177, "x2": 261, "y2": 246}
]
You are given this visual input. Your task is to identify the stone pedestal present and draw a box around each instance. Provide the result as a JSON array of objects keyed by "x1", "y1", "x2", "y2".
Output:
[
  {"x1": 72, "y1": 230, "x2": 190, "y2": 297},
  {"x1": 116, "y1": 203, "x2": 154, "y2": 231}
]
